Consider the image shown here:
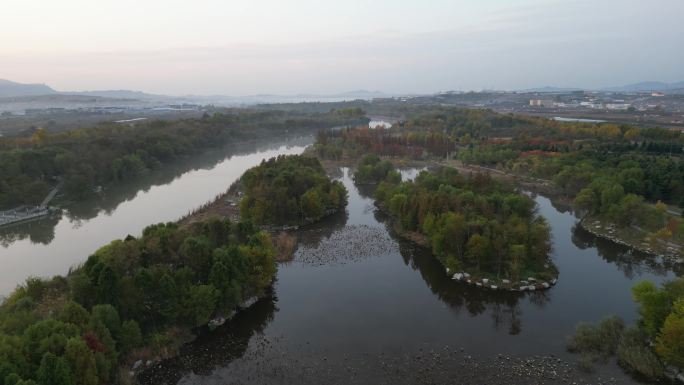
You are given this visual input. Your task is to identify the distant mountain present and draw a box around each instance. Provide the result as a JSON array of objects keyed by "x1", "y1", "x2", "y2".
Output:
[
  {"x1": 63, "y1": 89, "x2": 165, "y2": 99},
  {"x1": 603, "y1": 81, "x2": 684, "y2": 92},
  {"x1": 0, "y1": 79, "x2": 56, "y2": 97},
  {"x1": 520, "y1": 86, "x2": 584, "y2": 93},
  {"x1": 0, "y1": 79, "x2": 167, "y2": 100},
  {"x1": 332, "y1": 89, "x2": 386, "y2": 98}
]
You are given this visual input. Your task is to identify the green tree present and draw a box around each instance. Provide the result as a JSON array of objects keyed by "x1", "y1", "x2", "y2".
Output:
[
  {"x1": 64, "y1": 338, "x2": 98, "y2": 385},
  {"x1": 656, "y1": 298, "x2": 684, "y2": 368},
  {"x1": 37, "y1": 353, "x2": 73, "y2": 385},
  {"x1": 90, "y1": 305, "x2": 121, "y2": 343},
  {"x1": 58, "y1": 302, "x2": 90, "y2": 329},
  {"x1": 465, "y1": 234, "x2": 490, "y2": 269},
  {"x1": 632, "y1": 281, "x2": 672, "y2": 337},
  {"x1": 119, "y1": 320, "x2": 143, "y2": 354},
  {"x1": 300, "y1": 189, "x2": 325, "y2": 221},
  {"x1": 183, "y1": 285, "x2": 219, "y2": 327},
  {"x1": 574, "y1": 187, "x2": 598, "y2": 215}
]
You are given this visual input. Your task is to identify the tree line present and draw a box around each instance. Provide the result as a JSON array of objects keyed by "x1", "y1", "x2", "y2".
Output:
[
  {"x1": 314, "y1": 107, "x2": 684, "y2": 246},
  {"x1": 0, "y1": 109, "x2": 367, "y2": 210}
]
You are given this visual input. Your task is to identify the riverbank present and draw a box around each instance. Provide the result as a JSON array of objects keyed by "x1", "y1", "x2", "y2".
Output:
[
  {"x1": 579, "y1": 217, "x2": 684, "y2": 262},
  {"x1": 141, "y1": 331, "x2": 623, "y2": 385}
]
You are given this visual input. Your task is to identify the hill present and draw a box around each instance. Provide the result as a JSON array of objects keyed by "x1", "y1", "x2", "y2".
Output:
[{"x1": 0, "y1": 79, "x2": 56, "y2": 97}]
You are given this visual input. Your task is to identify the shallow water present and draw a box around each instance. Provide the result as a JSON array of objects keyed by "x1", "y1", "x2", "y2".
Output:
[{"x1": 141, "y1": 167, "x2": 679, "y2": 385}]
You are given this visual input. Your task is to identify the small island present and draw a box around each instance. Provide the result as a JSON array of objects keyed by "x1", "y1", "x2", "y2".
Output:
[
  {"x1": 239, "y1": 155, "x2": 348, "y2": 226},
  {"x1": 375, "y1": 166, "x2": 557, "y2": 290},
  {"x1": 353, "y1": 154, "x2": 400, "y2": 185}
]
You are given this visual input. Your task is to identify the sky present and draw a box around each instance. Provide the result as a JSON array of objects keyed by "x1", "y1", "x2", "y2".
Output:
[{"x1": 1, "y1": 0, "x2": 683, "y2": 95}]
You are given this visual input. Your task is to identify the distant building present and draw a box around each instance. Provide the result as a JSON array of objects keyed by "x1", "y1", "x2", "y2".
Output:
[
  {"x1": 529, "y1": 99, "x2": 554, "y2": 107},
  {"x1": 580, "y1": 101, "x2": 601, "y2": 109},
  {"x1": 604, "y1": 103, "x2": 631, "y2": 111},
  {"x1": 652, "y1": 91, "x2": 665, "y2": 97}
]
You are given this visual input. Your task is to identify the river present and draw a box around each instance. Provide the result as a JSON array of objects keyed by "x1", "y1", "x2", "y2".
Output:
[
  {"x1": 1, "y1": 137, "x2": 678, "y2": 384},
  {"x1": 139, "y1": 167, "x2": 678, "y2": 385},
  {"x1": 0, "y1": 137, "x2": 312, "y2": 295}
]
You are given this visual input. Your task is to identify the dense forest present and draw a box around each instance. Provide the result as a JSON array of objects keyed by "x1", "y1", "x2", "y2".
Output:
[
  {"x1": 315, "y1": 108, "x2": 684, "y2": 251},
  {"x1": 353, "y1": 154, "x2": 400, "y2": 184},
  {"x1": 375, "y1": 167, "x2": 555, "y2": 283},
  {"x1": 567, "y1": 278, "x2": 684, "y2": 380},
  {"x1": 0, "y1": 108, "x2": 367, "y2": 209},
  {"x1": 0, "y1": 217, "x2": 276, "y2": 385},
  {"x1": 239, "y1": 155, "x2": 348, "y2": 226}
]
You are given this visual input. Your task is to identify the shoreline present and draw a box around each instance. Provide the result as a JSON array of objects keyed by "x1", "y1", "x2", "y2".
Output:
[
  {"x1": 578, "y1": 217, "x2": 684, "y2": 263},
  {"x1": 376, "y1": 203, "x2": 559, "y2": 292}
]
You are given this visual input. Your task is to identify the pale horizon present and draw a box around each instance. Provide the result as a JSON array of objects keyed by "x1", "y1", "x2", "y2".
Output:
[{"x1": 2, "y1": 0, "x2": 683, "y2": 96}]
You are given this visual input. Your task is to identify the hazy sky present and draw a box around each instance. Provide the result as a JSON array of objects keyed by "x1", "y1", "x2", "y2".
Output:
[{"x1": 1, "y1": 0, "x2": 683, "y2": 95}]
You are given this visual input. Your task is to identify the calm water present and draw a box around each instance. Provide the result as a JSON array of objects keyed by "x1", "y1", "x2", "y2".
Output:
[
  {"x1": 2, "y1": 137, "x2": 679, "y2": 383},
  {"x1": 0, "y1": 137, "x2": 312, "y2": 295},
  {"x1": 141, "y1": 168, "x2": 679, "y2": 385}
]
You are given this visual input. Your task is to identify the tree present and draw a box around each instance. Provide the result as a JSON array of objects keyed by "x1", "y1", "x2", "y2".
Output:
[
  {"x1": 632, "y1": 281, "x2": 672, "y2": 337},
  {"x1": 90, "y1": 305, "x2": 121, "y2": 343},
  {"x1": 300, "y1": 189, "x2": 325, "y2": 221},
  {"x1": 574, "y1": 187, "x2": 598, "y2": 215},
  {"x1": 600, "y1": 184, "x2": 624, "y2": 213},
  {"x1": 119, "y1": 320, "x2": 143, "y2": 354},
  {"x1": 183, "y1": 285, "x2": 219, "y2": 327},
  {"x1": 179, "y1": 236, "x2": 213, "y2": 279},
  {"x1": 158, "y1": 273, "x2": 179, "y2": 322},
  {"x1": 95, "y1": 265, "x2": 118, "y2": 306},
  {"x1": 465, "y1": 234, "x2": 490, "y2": 269},
  {"x1": 64, "y1": 338, "x2": 98, "y2": 385},
  {"x1": 58, "y1": 302, "x2": 90, "y2": 329},
  {"x1": 656, "y1": 299, "x2": 684, "y2": 368},
  {"x1": 37, "y1": 353, "x2": 73, "y2": 385}
]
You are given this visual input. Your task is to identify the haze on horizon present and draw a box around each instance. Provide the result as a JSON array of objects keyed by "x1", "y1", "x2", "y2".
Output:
[{"x1": 2, "y1": 0, "x2": 683, "y2": 96}]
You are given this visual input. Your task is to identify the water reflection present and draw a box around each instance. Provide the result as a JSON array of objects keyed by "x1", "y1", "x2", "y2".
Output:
[
  {"x1": 571, "y1": 223, "x2": 681, "y2": 278},
  {"x1": 294, "y1": 210, "x2": 348, "y2": 251},
  {"x1": 0, "y1": 137, "x2": 313, "y2": 295},
  {"x1": 139, "y1": 295, "x2": 278, "y2": 385},
  {"x1": 0, "y1": 212, "x2": 62, "y2": 247},
  {"x1": 376, "y1": 209, "x2": 549, "y2": 336}
]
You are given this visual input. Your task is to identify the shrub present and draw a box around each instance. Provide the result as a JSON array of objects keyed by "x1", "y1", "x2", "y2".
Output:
[
  {"x1": 617, "y1": 327, "x2": 664, "y2": 379},
  {"x1": 567, "y1": 316, "x2": 625, "y2": 359}
]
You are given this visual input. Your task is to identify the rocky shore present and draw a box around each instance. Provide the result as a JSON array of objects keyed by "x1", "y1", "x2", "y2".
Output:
[
  {"x1": 579, "y1": 217, "x2": 684, "y2": 263},
  {"x1": 140, "y1": 333, "x2": 628, "y2": 385},
  {"x1": 448, "y1": 268, "x2": 558, "y2": 292}
]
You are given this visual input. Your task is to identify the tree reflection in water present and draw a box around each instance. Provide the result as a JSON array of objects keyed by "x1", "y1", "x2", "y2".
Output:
[
  {"x1": 0, "y1": 136, "x2": 313, "y2": 247},
  {"x1": 571, "y1": 223, "x2": 682, "y2": 278},
  {"x1": 0, "y1": 212, "x2": 61, "y2": 246},
  {"x1": 138, "y1": 294, "x2": 278, "y2": 385}
]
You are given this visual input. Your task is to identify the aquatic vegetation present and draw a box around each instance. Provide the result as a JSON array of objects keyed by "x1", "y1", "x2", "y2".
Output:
[{"x1": 568, "y1": 278, "x2": 684, "y2": 380}]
